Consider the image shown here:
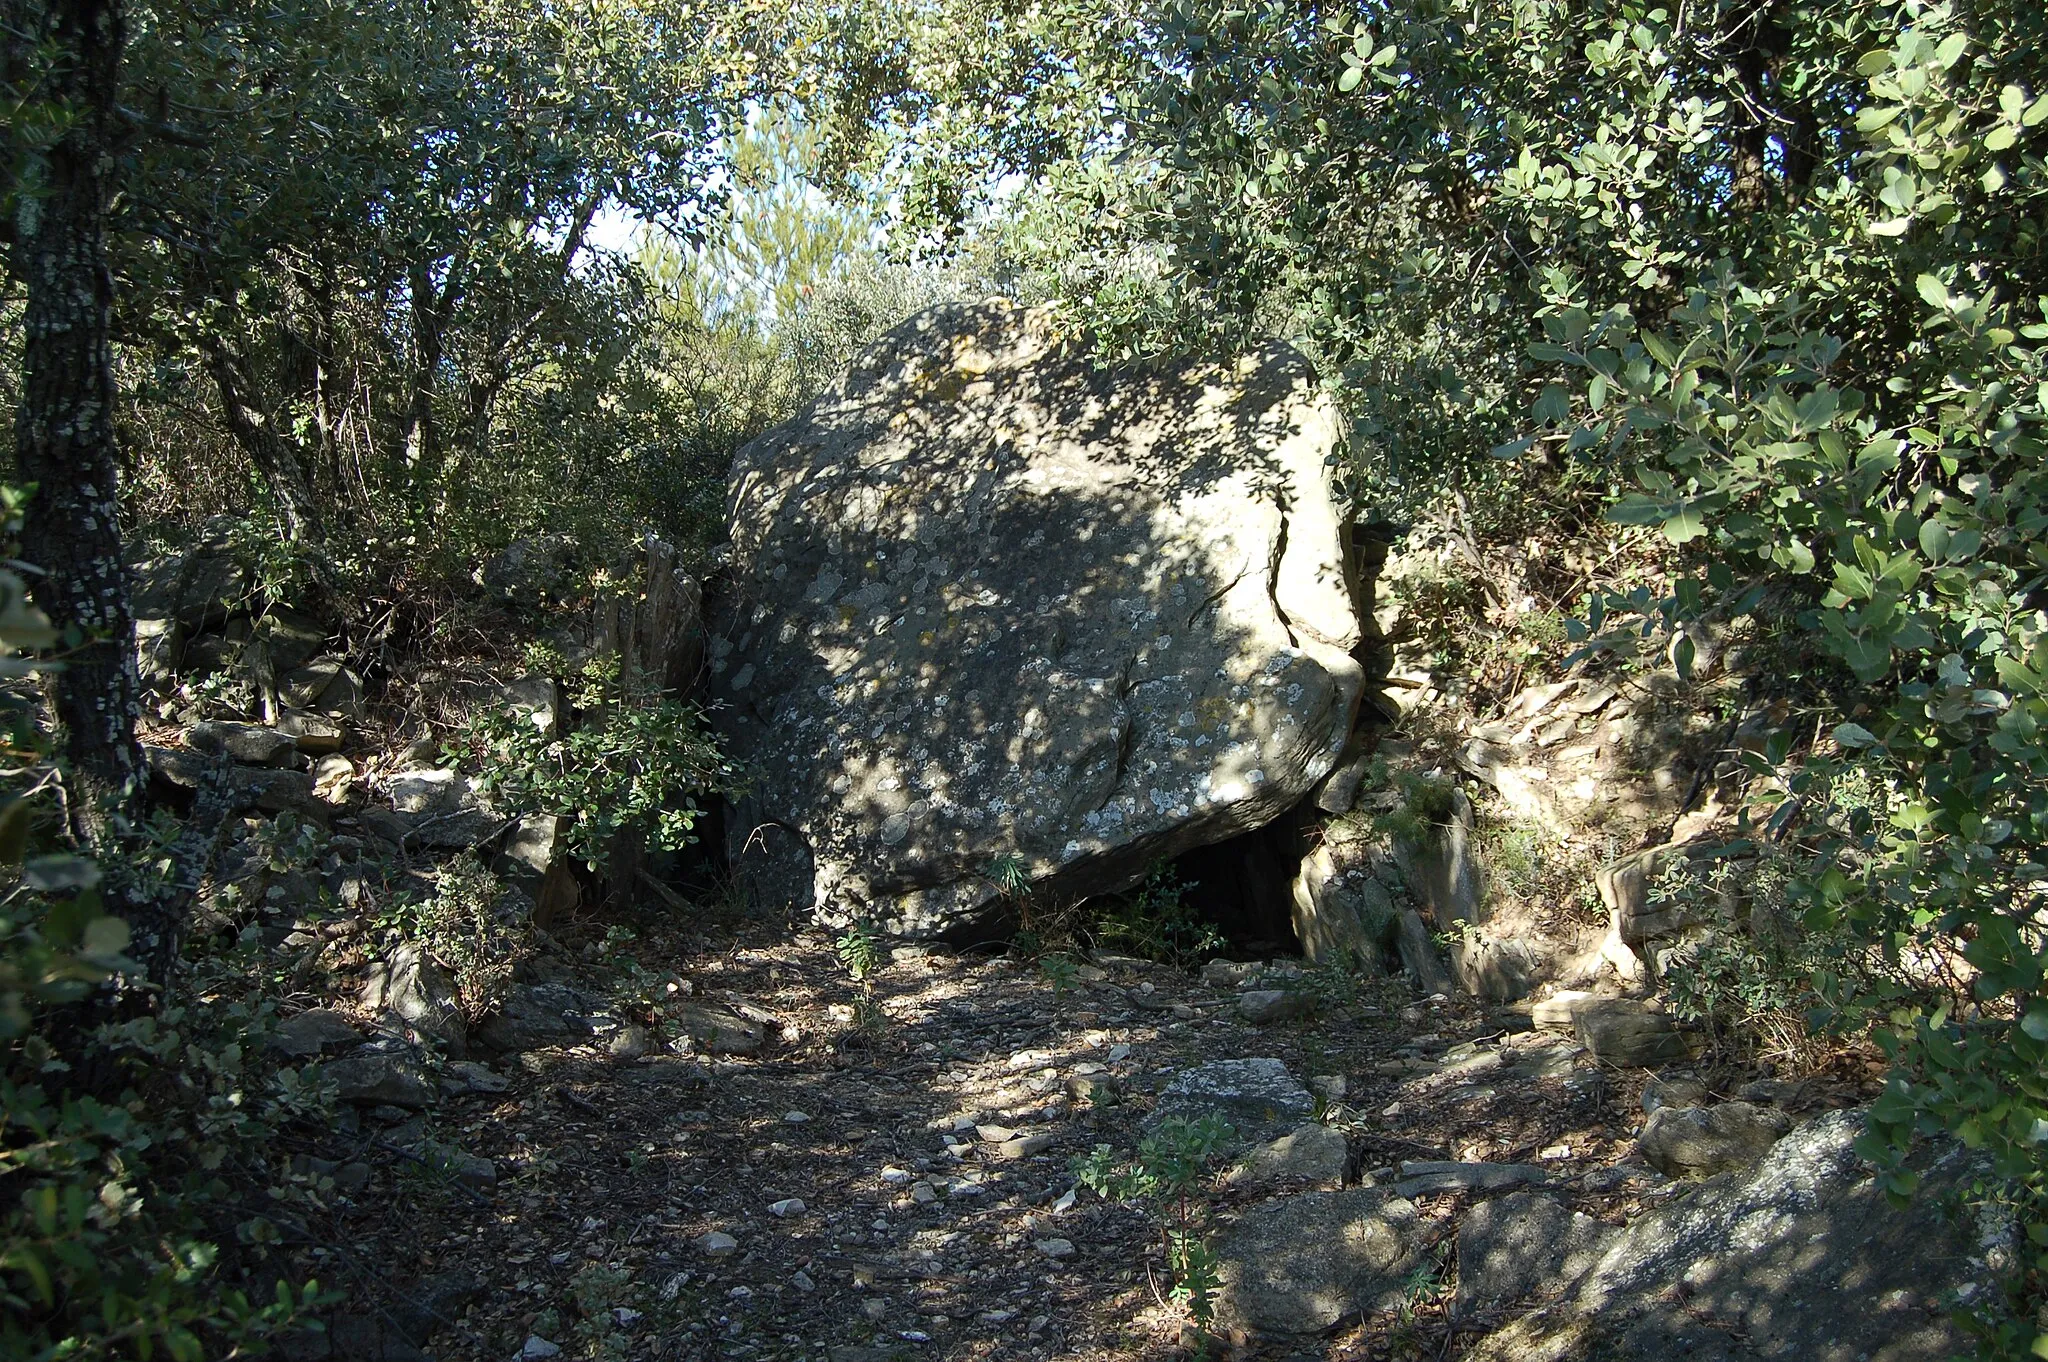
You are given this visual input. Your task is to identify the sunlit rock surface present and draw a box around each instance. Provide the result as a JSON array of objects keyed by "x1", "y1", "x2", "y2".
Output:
[{"x1": 712, "y1": 301, "x2": 1364, "y2": 937}]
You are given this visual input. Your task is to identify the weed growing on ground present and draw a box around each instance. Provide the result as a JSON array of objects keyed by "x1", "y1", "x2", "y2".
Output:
[
  {"x1": 1094, "y1": 863, "x2": 1225, "y2": 970},
  {"x1": 834, "y1": 920, "x2": 883, "y2": 982},
  {"x1": 379, "y1": 854, "x2": 529, "y2": 1021},
  {"x1": 1039, "y1": 953, "x2": 1081, "y2": 996},
  {"x1": 1074, "y1": 1115, "x2": 1236, "y2": 1346}
]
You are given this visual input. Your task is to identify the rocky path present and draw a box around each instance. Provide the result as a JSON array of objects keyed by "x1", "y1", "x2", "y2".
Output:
[{"x1": 280, "y1": 907, "x2": 1885, "y2": 1362}]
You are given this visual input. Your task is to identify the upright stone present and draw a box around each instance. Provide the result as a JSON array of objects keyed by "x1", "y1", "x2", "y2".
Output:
[{"x1": 714, "y1": 302, "x2": 1365, "y2": 937}]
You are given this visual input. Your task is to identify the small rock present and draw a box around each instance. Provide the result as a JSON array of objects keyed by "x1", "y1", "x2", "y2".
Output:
[
  {"x1": 783, "y1": 1109, "x2": 810, "y2": 1123},
  {"x1": 387, "y1": 768, "x2": 461, "y2": 816},
  {"x1": 608, "y1": 1025, "x2": 652, "y2": 1062},
  {"x1": 1151, "y1": 1058, "x2": 1314, "y2": 1149},
  {"x1": 975, "y1": 1123, "x2": 1019, "y2": 1143},
  {"x1": 1231, "y1": 1123, "x2": 1349, "y2": 1186},
  {"x1": 518, "y1": 1337, "x2": 561, "y2": 1360},
  {"x1": 1637, "y1": 1101, "x2": 1793, "y2": 1177},
  {"x1": 185, "y1": 720, "x2": 300, "y2": 767},
  {"x1": 1065, "y1": 1074, "x2": 1119, "y2": 1104},
  {"x1": 1529, "y1": 990, "x2": 1599, "y2": 1030},
  {"x1": 910, "y1": 1182, "x2": 939, "y2": 1205},
  {"x1": 1107, "y1": 1042, "x2": 1131, "y2": 1062},
  {"x1": 769, "y1": 1197, "x2": 806, "y2": 1217},
  {"x1": 1215, "y1": 1189, "x2": 1423, "y2": 1336},
  {"x1": 278, "y1": 708, "x2": 346, "y2": 755},
  {"x1": 1238, "y1": 989, "x2": 1313, "y2": 1024},
  {"x1": 791, "y1": 1270, "x2": 816, "y2": 1292},
  {"x1": 421, "y1": 1141, "x2": 496, "y2": 1190},
  {"x1": 694, "y1": 1230, "x2": 738, "y2": 1257},
  {"x1": 272, "y1": 1008, "x2": 362, "y2": 1058},
  {"x1": 998, "y1": 1133, "x2": 1054, "y2": 1159},
  {"x1": 1572, "y1": 998, "x2": 1689, "y2": 1067},
  {"x1": 1201, "y1": 959, "x2": 1258, "y2": 988},
  {"x1": 1641, "y1": 1076, "x2": 1709, "y2": 1113},
  {"x1": 1035, "y1": 1237, "x2": 1076, "y2": 1259},
  {"x1": 442, "y1": 1060, "x2": 510, "y2": 1095},
  {"x1": 360, "y1": 944, "x2": 465, "y2": 1050},
  {"x1": 325, "y1": 1051, "x2": 434, "y2": 1108},
  {"x1": 881, "y1": 1166, "x2": 913, "y2": 1184},
  {"x1": 311, "y1": 753, "x2": 361, "y2": 806},
  {"x1": 1309, "y1": 1074, "x2": 1347, "y2": 1101},
  {"x1": 1391, "y1": 1160, "x2": 1549, "y2": 1198}
]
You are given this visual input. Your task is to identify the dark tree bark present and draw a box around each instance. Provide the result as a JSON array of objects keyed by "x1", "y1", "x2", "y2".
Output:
[
  {"x1": 203, "y1": 335, "x2": 326, "y2": 542},
  {"x1": 3, "y1": 0, "x2": 191, "y2": 985}
]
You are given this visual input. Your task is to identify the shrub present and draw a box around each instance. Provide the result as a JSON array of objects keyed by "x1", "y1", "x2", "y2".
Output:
[
  {"x1": 1093, "y1": 862, "x2": 1225, "y2": 970},
  {"x1": 456, "y1": 654, "x2": 732, "y2": 875}
]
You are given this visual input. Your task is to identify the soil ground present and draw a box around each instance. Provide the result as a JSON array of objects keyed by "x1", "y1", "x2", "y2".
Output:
[{"x1": 284, "y1": 901, "x2": 1877, "y2": 1362}]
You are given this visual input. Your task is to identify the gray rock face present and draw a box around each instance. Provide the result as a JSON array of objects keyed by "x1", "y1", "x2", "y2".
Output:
[
  {"x1": 1214, "y1": 1189, "x2": 1422, "y2": 1336},
  {"x1": 1395, "y1": 909, "x2": 1456, "y2": 995},
  {"x1": 1466, "y1": 1110, "x2": 2006, "y2": 1362},
  {"x1": 715, "y1": 302, "x2": 1364, "y2": 937},
  {"x1": 133, "y1": 542, "x2": 247, "y2": 630},
  {"x1": 272, "y1": 1008, "x2": 363, "y2": 1058},
  {"x1": 325, "y1": 1050, "x2": 435, "y2": 1108},
  {"x1": 476, "y1": 982, "x2": 602, "y2": 1053},
  {"x1": 146, "y1": 747, "x2": 320, "y2": 816},
  {"x1": 1637, "y1": 1100, "x2": 1792, "y2": 1177},
  {"x1": 1230, "y1": 1123, "x2": 1349, "y2": 1187},
  {"x1": 1151, "y1": 1058, "x2": 1315, "y2": 1149},
  {"x1": 360, "y1": 944, "x2": 466, "y2": 1050},
  {"x1": 1455, "y1": 1191, "x2": 1612, "y2": 1314},
  {"x1": 185, "y1": 720, "x2": 300, "y2": 767},
  {"x1": 1572, "y1": 998, "x2": 1689, "y2": 1066}
]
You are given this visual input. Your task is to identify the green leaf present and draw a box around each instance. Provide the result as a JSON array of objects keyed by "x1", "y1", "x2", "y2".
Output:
[
  {"x1": 1867, "y1": 218, "x2": 1912, "y2": 237},
  {"x1": 1934, "y1": 32, "x2": 1968, "y2": 68},
  {"x1": 1986, "y1": 123, "x2": 2018, "y2": 152},
  {"x1": 1338, "y1": 66, "x2": 1362, "y2": 92},
  {"x1": 1489, "y1": 435, "x2": 1536, "y2": 460},
  {"x1": 1834, "y1": 722, "x2": 1880, "y2": 748},
  {"x1": 1856, "y1": 49, "x2": 1893, "y2": 76},
  {"x1": 81, "y1": 916, "x2": 130, "y2": 959},
  {"x1": 1609, "y1": 494, "x2": 1667, "y2": 526},
  {"x1": 2024, "y1": 1008, "x2": 2048, "y2": 1042},
  {"x1": 1915, "y1": 274, "x2": 1949, "y2": 308},
  {"x1": 1662, "y1": 505, "x2": 1706, "y2": 544}
]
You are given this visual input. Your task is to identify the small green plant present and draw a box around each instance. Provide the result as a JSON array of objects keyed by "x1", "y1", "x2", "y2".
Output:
[
  {"x1": 1373, "y1": 772, "x2": 1460, "y2": 845},
  {"x1": 1074, "y1": 1115, "x2": 1236, "y2": 1343},
  {"x1": 1039, "y1": 952, "x2": 1080, "y2": 996},
  {"x1": 848, "y1": 993, "x2": 889, "y2": 1041},
  {"x1": 408, "y1": 855, "x2": 528, "y2": 1021},
  {"x1": 985, "y1": 852, "x2": 1030, "y2": 900},
  {"x1": 565, "y1": 1262, "x2": 637, "y2": 1362},
  {"x1": 1287, "y1": 956, "x2": 1363, "y2": 1013},
  {"x1": 1094, "y1": 862, "x2": 1225, "y2": 970},
  {"x1": 834, "y1": 919, "x2": 884, "y2": 982}
]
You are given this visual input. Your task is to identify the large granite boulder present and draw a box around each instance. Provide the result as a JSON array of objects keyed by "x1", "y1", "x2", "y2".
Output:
[
  {"x1": 713, "y1": 302, "x2": 1365, "y2": 936},
  {"x1": 1465, "y1": 1110, "x2": 2012, "y2": 1362}
]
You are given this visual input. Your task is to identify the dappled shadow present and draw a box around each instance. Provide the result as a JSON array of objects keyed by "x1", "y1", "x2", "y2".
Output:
[{"x1": 710, "y1": 300, "x2": 1366, "y2": 940}]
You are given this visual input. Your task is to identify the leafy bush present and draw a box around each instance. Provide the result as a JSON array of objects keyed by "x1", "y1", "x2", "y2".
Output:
[
  {"x1": 411, "y1": 855, "x2": 528, "y2": 1022},
  {"x1": 1093, "y1": 862, "x2": 1225, "y2": 970},
  {"x1": 457, "y1": 654, "x2": 731, "y2": 875},
  {"x1": 1073, "y1": 1115, "x2": 1236, "y2": 1340}
]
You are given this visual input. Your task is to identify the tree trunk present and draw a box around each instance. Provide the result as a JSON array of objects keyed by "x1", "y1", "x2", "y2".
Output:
[
  {"x1": 203, "y1": 336, "x2": 326, "y2": 542},
  {"x1": 3, "y1": 0, "x2": 183, "y2": 980}
]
